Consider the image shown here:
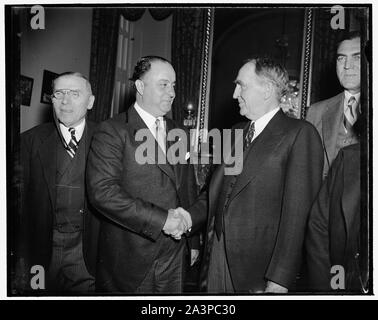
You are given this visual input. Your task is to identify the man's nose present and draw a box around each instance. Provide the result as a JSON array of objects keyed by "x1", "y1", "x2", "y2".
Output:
[
  {"x1": 168, "y1": 85, "x2": 175, "y2": 98},
  {"x1": 233, "y1": 86, "x2": 239, "y2": 99},
  {"x1": 61, "y1": 92, "x2": 69, "y2": 104},
  {"x1": 344, "y1": 57, "x2": 354, "y2": 69}
]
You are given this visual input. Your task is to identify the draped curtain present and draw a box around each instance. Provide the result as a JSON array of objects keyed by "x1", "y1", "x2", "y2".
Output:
[
  {"x1": 88, "y1": 8, "x2": 120, "y2": 123},
  {"x1": 171, "y1": 9, "x2": 207, "y2": 123}
]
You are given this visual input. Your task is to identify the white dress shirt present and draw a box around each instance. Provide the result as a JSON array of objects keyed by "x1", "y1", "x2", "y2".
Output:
[
  {"x1": 134, "y1": 102, "x2": 166, "y2": 139},
  {"x1": 251, "y1": 107, "x2": 280, "y2": 142},
  {"x1": 344, "y1": 91, "x2": 360, "y2": 126},
  {"x1": 59, "y1": 118, "x2": 86, "y2": 145}
]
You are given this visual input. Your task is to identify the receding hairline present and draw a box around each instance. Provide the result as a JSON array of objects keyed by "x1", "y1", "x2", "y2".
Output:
[
  {"x1": 53, "y1": 72, "x2": 93, "y2": 94},
  {"x1": 140, "y1": 59, "x2": 174, "y2": 79}
]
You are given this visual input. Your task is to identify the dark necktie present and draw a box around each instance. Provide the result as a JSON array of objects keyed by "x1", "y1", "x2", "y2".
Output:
[
  {"x1": 67, "y1": 127, "x2": 78, "y2": 158},
  {"x1": 244, "y1": 121, "x2": 255, "y2": 150}
]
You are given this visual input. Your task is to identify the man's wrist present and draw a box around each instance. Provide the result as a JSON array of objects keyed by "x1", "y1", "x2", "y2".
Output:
[{"x1": 180, "y1": 209, "x2": 192, "y2": 232}]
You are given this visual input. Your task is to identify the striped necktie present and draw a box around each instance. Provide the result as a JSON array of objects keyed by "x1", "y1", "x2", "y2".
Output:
[
  {"x1": 244, "y1": 121, "x2": 255, "y2": 150},
  {"x1": 67, "y1": 127, "x2": 79, "y2": 158}
]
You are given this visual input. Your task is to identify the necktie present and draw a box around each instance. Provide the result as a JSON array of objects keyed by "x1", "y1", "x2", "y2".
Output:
[
  {"x1": 344, "y1": 96, "x2": 359, "y2": 130},
  {"x1": 67, "y1": 127, "x2": 78, "y2": 158},
  {"x1": 244, "y1": 121, "x2": 255, "y2": 150},
  {"x1": 348, "y1": 96, "x2": 357, "y2": 119},
  {"x1": 155, "y1": 117, "x2": 166, "y2": 154}
]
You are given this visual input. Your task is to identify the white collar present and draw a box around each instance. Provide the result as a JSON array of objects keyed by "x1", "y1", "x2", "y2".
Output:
[
  {"x1": 134, "y1": 102, "x2": 165, "y2": 137},
  {"x1": 251, "y1": 107, "x2": 280, "y2": 142},
  {"x1": 344, "y1": 90, "x2": 360, "y2": 104},
  {"x1": 59, "y1": 118, "x2": 86, "y2": 145},
  {"x1": 344, "y1": 91, "x2": 361, "y2": 114}
]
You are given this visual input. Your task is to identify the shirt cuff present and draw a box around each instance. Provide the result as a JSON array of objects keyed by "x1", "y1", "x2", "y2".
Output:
[{"x1": 180, "y1": 210, "x2": 192, "y2": 232}]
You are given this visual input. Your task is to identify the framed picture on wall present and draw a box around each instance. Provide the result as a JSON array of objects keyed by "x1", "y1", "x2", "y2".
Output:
[
  {"x1": 40, "y1": 69, "x2": 58, "y2": 104},
  {"x1": 20, "y1": 75, "x2": 33, "y2": 106}
]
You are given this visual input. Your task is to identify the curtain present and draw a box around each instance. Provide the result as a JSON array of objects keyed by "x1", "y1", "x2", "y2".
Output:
[
  {"x1": 171, "y1": 9, "x2": 207, "y2": 124},
  {"x1": 88, "y1": 8, "x2": 120, "y2": 123}
]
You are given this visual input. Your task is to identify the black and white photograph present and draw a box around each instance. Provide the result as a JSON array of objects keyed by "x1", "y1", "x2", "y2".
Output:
[{"x1": 4, "y1": 2, "x2": 372, "y2": 303}]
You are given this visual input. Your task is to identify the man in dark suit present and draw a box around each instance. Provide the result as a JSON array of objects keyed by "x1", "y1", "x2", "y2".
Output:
[
  {"x1": 306, "y1": 143, "x2": 366, "y2": 292},
  {"x1": 306, "y1": 31, "x2": 361, "y2": 179},
  {"x1": 184, "y1": 57, "x2": 323, "y2": 293},
  {"x1": 306, "y1": 112, "x2": 368, "y2": 293},
  {"x1": 86, "y1": 56, "x2": 203, "y2": 293},
  {"x1": 18, "y1": 72, "x2": 99, "y2": 293}
]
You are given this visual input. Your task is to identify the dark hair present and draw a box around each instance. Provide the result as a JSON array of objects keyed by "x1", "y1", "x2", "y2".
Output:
[
  {"x1": 336, "y1": 30, "x2": 361, "y2": 50},
  {"x1": 245, "y1": 56, "x2": 289, "y2": 100},
  {"x1": 130, "y1": 56, "x2": 171, "y2": 82},
  {"x1": 52, "y1": 71, "x2": 92, "y2": 94}
]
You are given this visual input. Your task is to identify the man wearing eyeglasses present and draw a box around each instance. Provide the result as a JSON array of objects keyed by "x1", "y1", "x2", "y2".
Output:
[{"x1": 17, "y1": 72, "x2": 99, "y2": 293}]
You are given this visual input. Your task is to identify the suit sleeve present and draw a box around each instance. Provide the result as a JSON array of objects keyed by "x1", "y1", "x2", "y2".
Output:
[
  {"x1": 265, "y1": 124, "x2": 324, "y2": 289},
  {"x1": 306, "y1": 150, "x2": 344, "y2": 291},
  {"x1": 86, "y1": 120, "x2": 168, "y2": 241},
  {"x1": 188, "y1": 187, "x2": 208, "y2": 234},
  {"x1": 305, "y1": 104, "x2": 319, "y2": 126}
]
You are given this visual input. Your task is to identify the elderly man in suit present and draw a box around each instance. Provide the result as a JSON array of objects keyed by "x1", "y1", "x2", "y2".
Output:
[
  {"x1": 180, "y1": 57, "x2": 323, "y2": 293},
  {"x1": 306, "y1": 31, "x2": 361, "y2": 179},
  {"x1": 18, "y1": 72, "x2": 99, "y2": 293},
  {"x1": 86, "y1": 56, "x2": 203, "y2": 293}
]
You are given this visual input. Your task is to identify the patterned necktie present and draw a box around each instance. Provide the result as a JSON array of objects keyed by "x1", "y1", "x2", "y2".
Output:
[
  {"x1": 155, "y1": 117, "x2": 166, "y2": 154},
  {"x1": 244, "y1": 121, "x2": 255, "y2": 150},
  {"x1": 344, "y1": 96, "x2": 358, "y2": 131},
  {"x1": 67, "y1": 127, "x2": 79, "y2": 158},
  {"x1": 348, "y1": 96, "x2": 357, "y2": 120}
]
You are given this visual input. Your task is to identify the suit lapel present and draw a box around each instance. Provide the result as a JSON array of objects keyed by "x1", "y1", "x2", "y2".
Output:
[
  {"x1": 322, "y1": 93, "x2": 344, "y2": 164},
  {"x1": 128, "y1": 106, "x2": 176, "y2": 184},
  {"x1": 228, "y1": 110, "x2": 287, "y2": 203},
  {"x1": 166, "y1": 118, "x2": 182, "y2": 190},
  {"x1": 38, "y1": 127, "x2": 58, "y2": 211},
  {"x1": 85, "y1": 120, "x2": 95, "y2": 157},
  {"x1": 209, "y1": 163, "x2": 226, "y2": 217}
]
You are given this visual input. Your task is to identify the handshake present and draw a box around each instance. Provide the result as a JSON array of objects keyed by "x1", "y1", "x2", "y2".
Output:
[{"x1": 162, "y1": 207, "x2": 192, "y2": 240}]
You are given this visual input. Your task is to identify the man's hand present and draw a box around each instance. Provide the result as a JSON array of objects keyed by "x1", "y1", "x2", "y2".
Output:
[
  {"x1": 190, "y1": 249, "x2": 200, "y2": 266},
  {"x1": 264, "y1": 280, "x2": 288, "y2": 293},
  {"x1": 162, "y1": 208, "x2": 193, "y2": 240},
  {"x1": 163, "y1": 209, "x2": 188, "y2": 240}
]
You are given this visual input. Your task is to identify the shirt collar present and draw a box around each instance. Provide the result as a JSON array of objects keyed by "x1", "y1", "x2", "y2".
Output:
[
  {"x1": 59, "y1": 118, "x2": 86, "y2": 145},
  {"x1": 344, "y1": 90, "x2": 360, "y2": 104},
  {"x1": 134, "y1": 102, "x2": 165, "y2": 136},
  {"x1": 344, "y1": 91, "x2": 361, "y2": 113},
  {"x1": 252, "y1": 107, "x2": 280, "y2": 141}
]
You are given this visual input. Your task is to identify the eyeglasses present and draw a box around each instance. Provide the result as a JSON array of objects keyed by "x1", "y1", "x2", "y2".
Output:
[{"x1": 51, "y1": 89, "x2": 80, "y2": 100}]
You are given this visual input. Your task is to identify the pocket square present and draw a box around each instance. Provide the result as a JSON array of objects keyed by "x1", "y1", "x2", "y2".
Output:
[{"x1": 185, "y1": 152, "x2": 190, "y2": 161}]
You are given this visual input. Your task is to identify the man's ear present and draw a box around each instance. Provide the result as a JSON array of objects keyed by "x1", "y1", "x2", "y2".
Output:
[
  {"x1": 87, "y1": 95, "x2": 95, "y2": 110},
  {"x1": 135, "y1": 79, "x2": 144, "y2": 96},
  {"x1": 264, "y1": 81, "x2": 274, "y2": 100}
]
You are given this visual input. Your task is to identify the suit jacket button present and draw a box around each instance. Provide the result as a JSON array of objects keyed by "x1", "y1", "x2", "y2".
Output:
[
  {"x1": 79, "y1": 209, "x2": 84, "y2": 214},
  {"x1": 355, "y1": 252, "x2": 360, "y2": 259}
]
